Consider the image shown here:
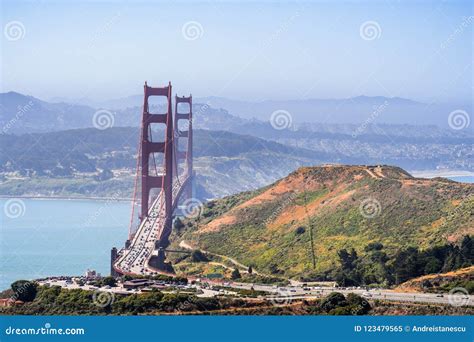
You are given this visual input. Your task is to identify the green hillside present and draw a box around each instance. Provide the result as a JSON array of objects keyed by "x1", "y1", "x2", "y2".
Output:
[{"x1": 170, "y1": 165, "x2": 474, "y2": 283}]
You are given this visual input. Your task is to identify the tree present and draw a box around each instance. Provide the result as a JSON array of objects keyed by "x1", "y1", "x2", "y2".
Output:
[
  {"x1": 319, "y1": 292, "x2": 347, "y2": 313},
  {"x1": 460, "y1": 235, "x2": 474, "y2": 264},
  {"x1": 338, "y1": 248, "x2": 358, "y2": 270},
  {"x1": 231, "y1": 268, "x2": 241, "y2": 280},
  {"x1": 364, "y1": 242, "x2": 384, "y2": 252},
  {"x1": 295, "y1": 226, "x2": 306, "y2": 235},
  {"x1": 174, "y1": 217, "x2": 185, "y2": 231},
  {"x1": 393, "y1": 247, "x2": 422, "y2": 284},
  {"x1": 269, "y1": 264, "x2": 282, "y2": 275},
  {"x1": 191, "y1": 250, "x2": 208, "y2": 262},
  {"x1": 423, "y1": 257, "x2": 442, "y2": 274},
  {"x1": 11, "y1": 280, "x2": 37, "y2": 302},
  {"x1": 101, "y1": 276, "x2": 117, "y2": 287},
  {"x1": 95, "y1": 169, "x2": 113, "y2": 181},
  {"x1": 346, "y1": 293, "x2": 371, "y2": 315}
]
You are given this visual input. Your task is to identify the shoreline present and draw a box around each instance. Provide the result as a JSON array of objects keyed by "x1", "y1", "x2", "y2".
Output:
[{"x1": 409, "y1": 170, "x2": 474, "y2": 179}]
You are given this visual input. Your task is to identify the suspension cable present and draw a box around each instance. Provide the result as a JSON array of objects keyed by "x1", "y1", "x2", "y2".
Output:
[{"x1": 128, "y1": 119, "x2": 143, "y2": 239}]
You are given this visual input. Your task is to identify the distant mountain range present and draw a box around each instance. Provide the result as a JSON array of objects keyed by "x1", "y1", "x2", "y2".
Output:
[
  {"x1": 2, "y1": 91, "x2": 472, "y2": 137},
  {"x1": 0, "y1": 92, "x2": 96, "y2": 133},
  {"x1": 0, "y1": 128, "x2": 327, "y2": 199},
  {"x1": 46, "y1": 92, "x2": 471, "y2": 128},
  {"x1": 1, "y1": 91, "x2": 472, "y2": 175}
]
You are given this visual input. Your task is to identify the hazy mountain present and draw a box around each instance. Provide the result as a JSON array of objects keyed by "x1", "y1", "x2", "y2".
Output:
[
  {"x1": 0, "y1": 92, "x2": 97, "y2": 134},
  {"x1": 197, "y1": 95, "x2": 469, "y2": 128},
  {"x1": 46, "y1": 92, "x2": 472, "y2": 128},
  {"x1": 0, "y1": 128, "x2": 327, "y2": 199},
  {"x1": 0, "y1": 92, "x2": 247, "y2": 134},
  {"x1": 3, "y1": 92, "x2": 471, "y2": 135}
]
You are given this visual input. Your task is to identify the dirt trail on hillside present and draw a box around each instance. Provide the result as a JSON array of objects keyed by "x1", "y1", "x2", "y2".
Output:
[
  {"x1": 365, "y1": 168, "x2": 380, "y2": 179},
  {"x1": 179, "y1": 240, "x2": 260, "y2": 274}
]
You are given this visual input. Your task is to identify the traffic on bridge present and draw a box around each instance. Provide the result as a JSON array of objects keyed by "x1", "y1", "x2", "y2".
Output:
[{"x1": 112, "y1": 82, "x2": 193, "y2": 277}]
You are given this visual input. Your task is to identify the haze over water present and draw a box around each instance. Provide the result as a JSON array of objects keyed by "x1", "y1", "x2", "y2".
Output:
[{"x1": 0, "y1": 199, "x2": 128, "y2": 290}]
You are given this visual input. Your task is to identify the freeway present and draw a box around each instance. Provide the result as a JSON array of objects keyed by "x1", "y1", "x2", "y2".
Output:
[
  {"x1": 229, "y1": 282, "x2": 473, "y2": 306},
  {"x1": 37, "y1": 277, "x2": 472, "y2": 307},
  {"x1": 113, "y1": 174, "x2": 188, "y2": 276}
]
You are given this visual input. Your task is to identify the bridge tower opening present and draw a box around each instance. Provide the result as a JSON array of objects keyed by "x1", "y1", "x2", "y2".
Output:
[
  {"x1": 140, "y1": 82, "x2": 174, "y2": 245},
  {"x1": 174, "y1": 95, "x2": 193, "y2": 202},
  {"x1": 112, "y1": 82, "x2": 194, "y2": 276}
]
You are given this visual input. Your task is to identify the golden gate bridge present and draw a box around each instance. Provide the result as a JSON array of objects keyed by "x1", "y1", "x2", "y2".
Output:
[{"x1": 111, "y1": 82, "x2": 193, "y2": 276}]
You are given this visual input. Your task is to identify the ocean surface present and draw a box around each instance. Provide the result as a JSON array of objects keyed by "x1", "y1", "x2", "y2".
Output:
[
  {"x1": 0, "y1": 199, "x2": 129, "y2": 290},
  {"x1": 446, "y1": 176, "x2": 474, "y2": 183},
  {"x1": 0, "y1": 175, "x2": 472, "y2": 291}
]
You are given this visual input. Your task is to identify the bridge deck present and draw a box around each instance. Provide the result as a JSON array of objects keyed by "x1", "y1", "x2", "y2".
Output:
[{"x1": 113, "y1": 173, "x2": 189, "y2": 275}]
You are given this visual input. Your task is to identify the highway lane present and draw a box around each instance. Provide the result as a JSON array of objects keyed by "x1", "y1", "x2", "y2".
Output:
[
  {"x1": 113, "y1": 174, "x2": 188, "y2": 275},
  {"x1": 229, "y1": 282, "x2": 473, "y2": 306},
  {"x1": 38, "y1": 278, "x2": 472, "y2": 307}
]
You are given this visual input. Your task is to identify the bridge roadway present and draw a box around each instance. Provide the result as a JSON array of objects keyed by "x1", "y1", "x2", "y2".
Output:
[{"x1": 113, "y1": 173, "x2": 188, "y2": 276}]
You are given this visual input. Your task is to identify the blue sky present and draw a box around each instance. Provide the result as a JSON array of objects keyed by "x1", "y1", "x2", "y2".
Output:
[{"x1": 1, "y1": 0, "x2": 472, "y2": 103}]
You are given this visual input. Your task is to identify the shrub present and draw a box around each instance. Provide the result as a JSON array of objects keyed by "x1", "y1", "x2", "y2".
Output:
[
  {"x1": 231, "y1": 268, "x2": 241, "y2": 280},
  {"x1": 11, "y1": 280, "x2": 37, "y2": 302}
]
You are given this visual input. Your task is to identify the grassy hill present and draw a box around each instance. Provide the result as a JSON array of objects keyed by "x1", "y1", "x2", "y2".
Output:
[
  {"x1": 170, "y1": 165, "x2": 473, "y2": 281},
  {"x1": 396, "y1": 266, "x2": 474, "y2": 294}
]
